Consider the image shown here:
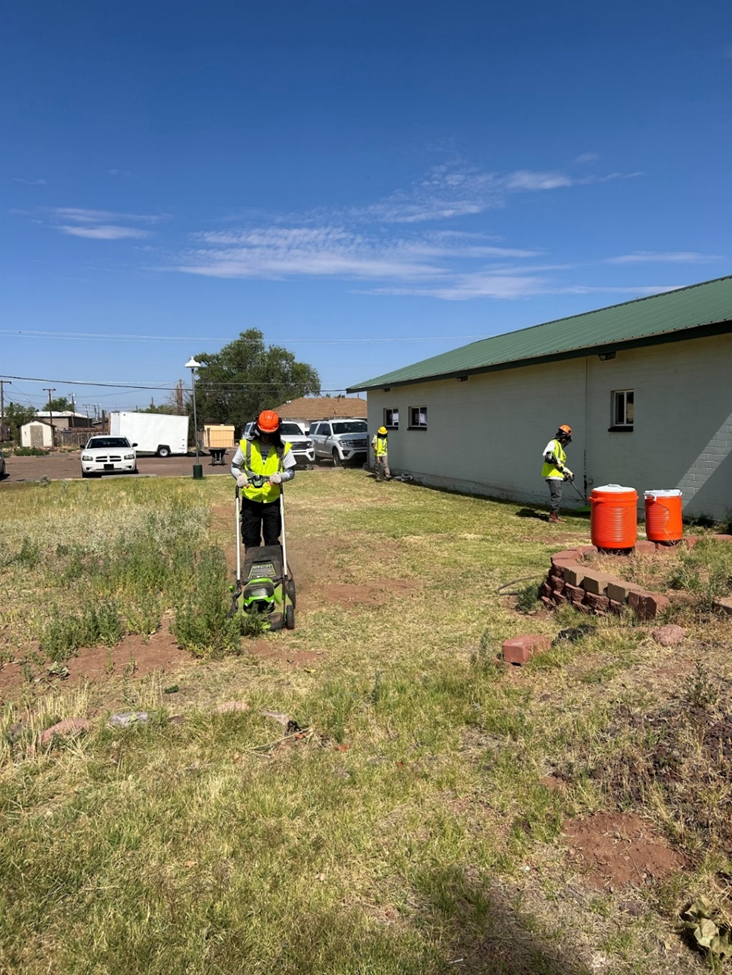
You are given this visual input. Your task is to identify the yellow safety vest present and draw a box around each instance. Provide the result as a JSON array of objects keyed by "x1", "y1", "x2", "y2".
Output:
[
  {"x1": 541, "y1": 439, "x2": 566, "y2": 479},
  {"x1": 239, "y1": 438, "x2": 292, "y2": 503},
  {"x1": 374, "y1": 435, "x2": 388, "y2": 457}
]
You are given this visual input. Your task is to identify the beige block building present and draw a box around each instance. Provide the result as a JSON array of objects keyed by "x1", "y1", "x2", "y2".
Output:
[{"x1": 349, "y1": 276, "x2": 732, "y2": 521}]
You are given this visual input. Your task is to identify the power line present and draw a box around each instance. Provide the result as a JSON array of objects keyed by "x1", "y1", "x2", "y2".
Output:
[
  {"x1": 0, "y1": 328, "x2": 482, "y2": 345},
  {"x1": 0, "y1": 373, "x2": 354, "y2": 393}
]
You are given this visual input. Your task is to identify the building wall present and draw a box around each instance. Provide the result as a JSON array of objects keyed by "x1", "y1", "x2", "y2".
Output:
[{"x1": 366, "y1": 332, "x2": 732, "y2": 520}]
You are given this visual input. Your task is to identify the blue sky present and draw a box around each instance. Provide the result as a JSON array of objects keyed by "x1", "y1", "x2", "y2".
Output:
[{"x1": 2, "y1": 0, "x2": 730, "y2": 412}]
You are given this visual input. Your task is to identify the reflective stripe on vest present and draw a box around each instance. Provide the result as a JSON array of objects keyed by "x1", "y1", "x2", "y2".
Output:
[
  {"x1": 541, "y1": 439, "x2": 566, "y2": 479},
  {"x1": 239, "y1": 438, "x2": 291, "y2": 503},
  {"x1": 374, "y1": 435, "x2": 388, "y2": 457}
]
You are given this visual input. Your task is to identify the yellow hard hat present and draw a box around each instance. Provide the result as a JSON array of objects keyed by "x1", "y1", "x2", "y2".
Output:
[{"x1": 378, "y1": 426, "x2": 387, "y2": 435}]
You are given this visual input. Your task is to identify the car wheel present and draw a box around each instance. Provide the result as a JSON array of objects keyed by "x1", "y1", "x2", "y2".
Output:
[
  {"x1": 332, "y1": 449, "x2": 342, "y2": 467},
  {"x1": 157, "y1": 445, "x2": 171, "y2": 458}
]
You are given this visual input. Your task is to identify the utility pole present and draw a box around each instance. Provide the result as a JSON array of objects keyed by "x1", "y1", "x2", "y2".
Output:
[
  {"x1": 43, "y1": 387, "x2": 56, "y2": 447},
  {"x1": 0, "y1": 379, "x2": 11, "y2": 438}
]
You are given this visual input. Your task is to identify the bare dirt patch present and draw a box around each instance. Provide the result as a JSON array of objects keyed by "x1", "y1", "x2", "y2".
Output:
[
  {"x1": 0, "y1": 627, "x2": 191, "y2": 701},
  {"x1": 245, "y1": 640, "x2": 321, "y2": 668},
  {"x1": 69, "y1": 628, "x2": 189, "y2": 682},
  {"x1": 564, "y1": 812, "x2": 684, "y2": 890}
]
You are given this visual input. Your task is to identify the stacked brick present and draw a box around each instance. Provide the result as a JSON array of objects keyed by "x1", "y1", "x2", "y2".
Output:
[{"x1": 540, "y1": 535, "x2": 732, "y2": 620}]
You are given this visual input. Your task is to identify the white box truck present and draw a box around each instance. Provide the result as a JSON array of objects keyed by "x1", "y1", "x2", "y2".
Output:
[{"x1": 109, "y1": 412, "x2": 189, "y2": 457}]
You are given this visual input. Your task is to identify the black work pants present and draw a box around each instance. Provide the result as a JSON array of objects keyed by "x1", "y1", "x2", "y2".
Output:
[{"x1": 240, "y1": 496, "x2": 281, "y2": 547}]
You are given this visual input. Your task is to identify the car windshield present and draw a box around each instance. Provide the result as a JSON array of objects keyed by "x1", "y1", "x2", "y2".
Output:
[
  {"x1": 332, "y1": 422, "x2": 367, "y2": 434},
  {"x1": 86, "y1": 437, "x2": 131, "y2": 449},
  {"x1": 281, "y1": 423, "x2": 304, "y2": 436}
]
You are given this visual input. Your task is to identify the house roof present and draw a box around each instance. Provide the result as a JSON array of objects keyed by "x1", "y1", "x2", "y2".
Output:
[
  {"x1": 274, "y1": 396, "x2": 368, "y2": 421},
  {"x1": 348, "y1": 275, "x2": 732, "y2": 392},
  {"x1": 35, "y1": 411, "x2": 88, "y2": 418}
]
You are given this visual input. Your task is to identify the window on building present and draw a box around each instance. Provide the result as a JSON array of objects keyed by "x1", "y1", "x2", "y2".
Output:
[
  {"x1": 611, "y1": 390, "x2": 634, "y2": 429},
  {"x1": 384, "y1": 408, "x2": 399, "y2": 429},
  {"x1": 409, "y1": 406, "x2": 427, "y2": 429}
]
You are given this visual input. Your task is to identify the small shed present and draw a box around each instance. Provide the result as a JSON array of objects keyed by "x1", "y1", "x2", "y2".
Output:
[{"x1": 21, "y1": 420, "x2": 54, "y2": 449}]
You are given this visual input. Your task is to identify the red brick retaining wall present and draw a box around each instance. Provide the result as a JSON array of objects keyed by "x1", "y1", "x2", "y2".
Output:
[{"x1": 541, "y1": 536, "x2": 732, "y2": 620}]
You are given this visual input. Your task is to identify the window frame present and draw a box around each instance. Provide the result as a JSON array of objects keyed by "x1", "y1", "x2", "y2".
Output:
[
  {"x1": 383, "y1": 408, "x2": 399, "y2": 430},
  {"x1": 610, "y1": 389, "x2": 634, "y2": 431},
  {"x1": 408, "y1": 406, "x2": 428, "y2": 430}
]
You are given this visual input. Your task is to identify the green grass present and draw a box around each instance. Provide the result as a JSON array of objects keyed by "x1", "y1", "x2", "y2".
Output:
[{"x1": 1, "y1": 471, "x2": 727, "y2": 973}]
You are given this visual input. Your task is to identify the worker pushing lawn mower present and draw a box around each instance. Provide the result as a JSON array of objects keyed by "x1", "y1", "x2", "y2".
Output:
[
  {"x1": 229, "y1": 410, "x2": 297, "y2": 630},
  {"x1": 542, "y1": 424, "x2": 575, "y2": 523}
]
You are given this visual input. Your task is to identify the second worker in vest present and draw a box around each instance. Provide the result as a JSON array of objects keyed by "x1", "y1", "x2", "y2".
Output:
[
  {"x1": 371, "y1": 426, "x2": 392, "y2": 481},
  {"x1": 231, "y1": 410, "x2": 296, "y2": 547},
  {"x1": 541, "y1": 424, "x2": 574, "y2": 523}
]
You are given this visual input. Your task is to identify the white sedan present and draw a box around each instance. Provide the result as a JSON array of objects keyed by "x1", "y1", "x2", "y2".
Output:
[{"x1": 81, "y1": 436, "x2": 138, "y2": 477}]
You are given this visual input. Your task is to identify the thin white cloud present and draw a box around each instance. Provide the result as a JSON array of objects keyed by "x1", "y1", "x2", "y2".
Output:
[
  {"x1": 372, "y1": 273, "x2": 551, "y2": 300},
  {"x1": 162, "y1": 155, "x2": 655, "y2": 299},
  {"x1": 370, "y1": 277, "x2": 682, "y2": 301},
  {"x1": 605, "y1": 251, "x2": 724, "y2": 265},
  {"x1": 350, "y1": 160, "x2": 642, "y2": 224},
  {"x1": 556, "y1": 284, "x2": 683, "y2": 296},
  {"x1": 13, "y1": 177, "x2": 47, "y2": 185},
  {"x1": 50, "y1": 207, "x2": 163, "y2": 225},
  {"x1": 574, "y1": 152, "x2": 600, "y2": 164},
  {"x1": 59, "y1": 225, "x2": 152, "y2": 240},
  {"x1": 177, "y1": 226, "x2": 447, "y2": 280},
  {"x1": 503, "y1": 170, "x2": 574, "y2": 191}
]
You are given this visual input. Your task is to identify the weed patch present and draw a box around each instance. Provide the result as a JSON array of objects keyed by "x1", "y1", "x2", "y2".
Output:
[
  {"x1": 173, "y1": 548, "x2": 243, "y2": 658},
  {"x1": 40, "y1": 602, "x2": 124, "y2": 660}
]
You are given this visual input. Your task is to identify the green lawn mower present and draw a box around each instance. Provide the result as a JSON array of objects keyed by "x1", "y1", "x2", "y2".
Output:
[{"x1": 229, "y1": 484, "x2": 296, "y2": 630}]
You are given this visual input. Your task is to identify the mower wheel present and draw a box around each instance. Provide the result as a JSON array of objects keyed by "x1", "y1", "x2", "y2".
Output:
[
  {"x1": 286, "y1": 578, "x2": 296, "y2": 608},
  {"x1": 285, "y1": 605, "x2": 295, "y2": 630}
]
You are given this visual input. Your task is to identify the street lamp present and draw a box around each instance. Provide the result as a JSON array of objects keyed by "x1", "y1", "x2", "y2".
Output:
[{"x1": 185, "y1": 356, "x2": 203, "y2": 480}]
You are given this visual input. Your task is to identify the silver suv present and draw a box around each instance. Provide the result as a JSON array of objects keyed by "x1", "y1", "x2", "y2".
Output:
[
  {"x1": 243, "y1": 420, "x2": 315, "y2": 464},
  {"x1": 309, "y1": 419, "x2": 368, "y2": 466}
]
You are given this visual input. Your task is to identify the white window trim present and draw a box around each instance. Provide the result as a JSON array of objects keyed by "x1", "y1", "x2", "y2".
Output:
[
  {"x1": 611, "y1": 389, "x2": 634, "y2": 429},
  {"x1": 408, "y1": 406, "x2": 428, "y2": 429},
  {"x1": 383, "y1": 408, "x2": 399, "y2": 429}
]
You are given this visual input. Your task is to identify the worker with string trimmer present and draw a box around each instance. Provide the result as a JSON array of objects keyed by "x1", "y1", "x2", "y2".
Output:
[{"x1": 541, "y1": 424, "x2": 574, "y2": 523}]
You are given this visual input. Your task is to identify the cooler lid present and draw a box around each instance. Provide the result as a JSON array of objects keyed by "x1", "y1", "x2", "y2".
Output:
[
  {"x1": 593, "y1": 484, "x2": 636, "y2": 493},
  {"x1": 644, "y1": 489, "x2": 682, "y2": 498}
]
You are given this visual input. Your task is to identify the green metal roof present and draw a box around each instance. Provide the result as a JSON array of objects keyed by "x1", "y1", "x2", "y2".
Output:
[{"x1": 348, "y1": 275, "x2": 732, "y2": 391}]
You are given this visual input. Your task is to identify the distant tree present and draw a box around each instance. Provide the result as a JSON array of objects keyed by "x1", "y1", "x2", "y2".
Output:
[
  {"x1": 193, "y1": 330, "x2": 320, "y2": 430},
  {"x1": 47, "y1": 396, "x2": 73, "y2": 412},
  {"x1": 141, "y1": 402, "x2": 179, "y2": 415},
  {"x1": 5, "y1": 402, "x2": 37, "y2": 441}
]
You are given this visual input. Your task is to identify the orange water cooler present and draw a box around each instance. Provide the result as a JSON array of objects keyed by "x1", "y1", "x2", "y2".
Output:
[
  {"x1": 644, "y1": 489, "x2": 683, "y2": 543},
  {"x1": 590, "y1": 484, "x2": 638, "y2": 550}
]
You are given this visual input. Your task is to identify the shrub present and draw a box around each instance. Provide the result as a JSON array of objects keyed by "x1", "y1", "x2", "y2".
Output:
[
  {"x1": 13, "y1": 446, "x2": 48, "y2": 456},
  {"x1": 173, "y1": 547, "x2": 243, "y2": 658},
  {"x1": 40, "y1": 601, "x2": 124, "y2": 661},
  {"x1": 515, "y1": 580, "x2": 541, "y2": 613}
]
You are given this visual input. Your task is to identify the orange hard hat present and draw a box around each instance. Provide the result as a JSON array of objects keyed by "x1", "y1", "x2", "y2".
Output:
[
  {"x1": 558, "y1": 424, "x2": 572, "y2": 436},
  {"x1": 257, "y1": 410, "x2": 280, "y2": 434}
]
